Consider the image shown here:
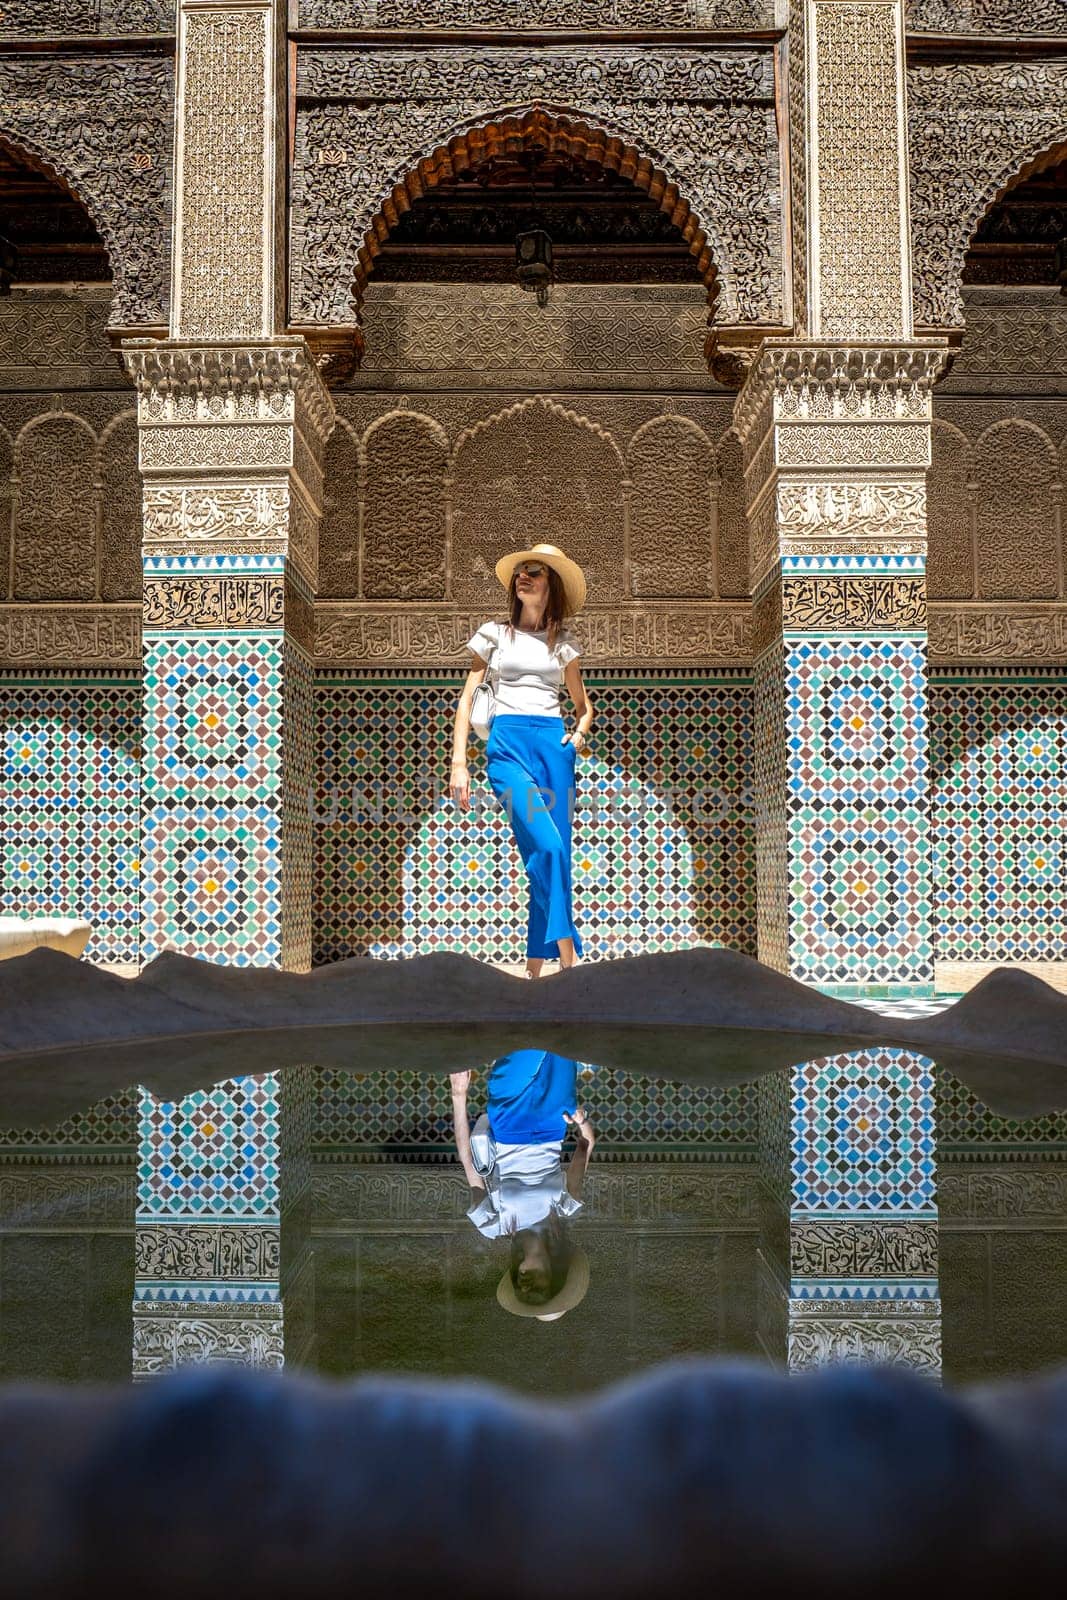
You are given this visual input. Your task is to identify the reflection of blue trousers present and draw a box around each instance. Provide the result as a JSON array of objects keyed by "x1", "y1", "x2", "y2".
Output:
[
  {"x1": 485, "y1": 713, "x2": 584, "y2": 960},
  {"x1": 487, "y1": 1050, "x2": 579, "y2": 1143}
]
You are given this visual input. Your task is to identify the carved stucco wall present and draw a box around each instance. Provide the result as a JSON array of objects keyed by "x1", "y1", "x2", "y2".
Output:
[
  {"x1": 295, "y1": 2, "x2": 775, "y2": 25},
  {"x1": 290, "y1": 46, "x2": 781, "y2": 334},
  {"x1": 908, "y1": 58, "x2": 1067, "y2": 331},
  {"x1": 929, "y1": 287, "x2": 1067, "y2": 656},
  {"x1": 0, "y1": 51, "x2": 173, "y2": 330},
  {"x1": 0, "y1": 3, "x2": 174, "y2": 34},
  {"x1": 0, "y1": 295, "x2": 141, "y2": 642}
]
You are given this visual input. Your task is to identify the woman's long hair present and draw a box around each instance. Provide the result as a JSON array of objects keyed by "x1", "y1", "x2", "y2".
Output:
[
  {"x1": 504, "y1": 563, "x2": 569, "y2": 655},
  {"x1": 508, "y1": 1208, "x2": 575, "y2": 1307}
]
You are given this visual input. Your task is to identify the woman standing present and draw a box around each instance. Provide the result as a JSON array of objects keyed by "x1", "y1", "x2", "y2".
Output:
[{"x1": 450, "y1": 542, "x2": 593, "y2": 977}]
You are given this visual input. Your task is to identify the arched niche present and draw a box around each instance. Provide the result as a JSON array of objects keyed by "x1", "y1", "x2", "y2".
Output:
[
  {"x1": 361, "y1": 410, "x2": 449, "y2": 600},
  {"x1": 926, "y1": 420, "x2": 974, "y2": 602},
  {"x1": 97, "y1": 410, "x2": 141, "y2": 602},
  {"x1": 13, "y1": 412, "x2": 98, "y2": 601},
  {"x1": 973, "y1": 419, "x2": 1059, "y2": 600},
  {"x1": 450, "y1": 396, "x2": 625, "y2": 607},
  {"x1": 626, "y1": 413, "x2": 717, "y2": 600}
]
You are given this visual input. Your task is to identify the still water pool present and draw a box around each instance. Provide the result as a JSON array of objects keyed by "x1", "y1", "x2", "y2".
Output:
[{"x1": 2, "y1": 1013, "x2": 1065, "y2": 1391}]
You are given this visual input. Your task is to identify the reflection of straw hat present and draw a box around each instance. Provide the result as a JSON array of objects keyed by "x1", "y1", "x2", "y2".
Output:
[
  {"x1": 496, "y1": 1246, "x2": 590, "y2": 1321},
  {"x1": 495, "y1": 543, "x2": 587, "y2": 617}
]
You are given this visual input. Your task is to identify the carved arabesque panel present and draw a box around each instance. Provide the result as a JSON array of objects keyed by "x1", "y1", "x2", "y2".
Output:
[
  {"x1": 13, "y1": 414, "x2": 97, "y2": 600},
  {"x1": 291, "y1": 49, "x2": 781, "y2": 332},
  {"x1": 296, "y1": 1, "x2": 775, "y2": 26},
  {"x1": 715, "y1": 430, "x2": 749, "y2": 598},
  {"x1": 627, "y1": 414, "x2": 716, "y2": 599},
  {"x1": 0, "y1": 3, "x2": 175, "y2": 34},
  {"x1": 908, "y1": 60, "x2": 1067, "y2": 329},
  {"x1": 362, "y1": 410, "x2": 448, "y2": 599},
  {"x1": 319, "y1": 419, "x2": 360, "y2": 599},
  {"x1": 925, "y1": 420, "x2": 973, "y2": 602},
  {"x1": 905, "y1": 1, "x2": 1067, "y2": 35},
  {"x1": 98, "y1": 411, "x2": 142, "y2": 601},
  {"x1": 0, "y1": 425, "x2": 11, "y2": 597},
  {"x1": 974, "y1": 420, "x2": 1060, "y2": 601},
  {"x1": 0, "y1": 53, "x2": 172, "y2": 329},
  {"x1": 450, "y1": 397, "x2": 626, "y2": 607}
]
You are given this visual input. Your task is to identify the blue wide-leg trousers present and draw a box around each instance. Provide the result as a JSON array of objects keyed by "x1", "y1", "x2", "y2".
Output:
[{"x1": 485, "y1": 713, "x2": 584, "y2": 960}]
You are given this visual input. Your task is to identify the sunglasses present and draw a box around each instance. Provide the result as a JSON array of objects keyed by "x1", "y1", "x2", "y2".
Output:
[{"x1": 513, "y1": 562, "x2": 548, "y2": 579}]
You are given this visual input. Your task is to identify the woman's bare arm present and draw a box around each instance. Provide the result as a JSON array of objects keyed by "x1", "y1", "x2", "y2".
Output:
[
  {"x1": 450, "y1": 656, "x2": 489, "y2": 810},
  {"x1": 450, "y1": 1071, "x2": 486, "y2": 1199},
  {"x1": 564, "y1": 1107, "x2": 596, "y2": 1199},
  {"x1": 563, "y1": 660, "x2": 593, "y2": 750}
]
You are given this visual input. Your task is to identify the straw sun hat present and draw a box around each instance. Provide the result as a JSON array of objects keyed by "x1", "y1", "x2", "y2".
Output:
[
  {"x1": 496, "y1": 1246, "x2": 591, "y2": 1322},
  {"x1": 495, "y1": 542, "x2": 587, "y2": 617}
]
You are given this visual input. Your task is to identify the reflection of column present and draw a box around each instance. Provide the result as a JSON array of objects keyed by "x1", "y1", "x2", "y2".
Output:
[
  {"x1": 758, "y1": 1049, "x2": 940, "y2": 1374},
  {"x1": 133, "y1": 1069, "x2": 313, "y2": 1376},
  {"x1": 737, "y1": 0, "x2": 946, "y2": 992}
]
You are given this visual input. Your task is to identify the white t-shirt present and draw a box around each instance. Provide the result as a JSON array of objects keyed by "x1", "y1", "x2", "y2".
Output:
[
  {"x1": 465, "y1": 619, "x2": 582, "y2": 718},
  {"x1": 466, "y1": 1138, "x2": 584, "y2": 1239}
]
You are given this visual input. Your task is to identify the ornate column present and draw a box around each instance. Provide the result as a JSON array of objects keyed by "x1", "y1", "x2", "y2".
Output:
[
  {"x1": 757, "y1": 1048, "x2": 941, "y2": 1375},
  {"x1": 735, "y1": 0, "x2": 946, "y2": 992},
  {"x1": 133, "y1": 1068, "x2": 314, "y2": 1376},
  {"x1": 125, "y1": 1, "x2": 334, "y2": 967}
]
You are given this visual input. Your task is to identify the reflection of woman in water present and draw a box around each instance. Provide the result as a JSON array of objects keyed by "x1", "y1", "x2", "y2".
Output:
[{"x1": 450, "y1": 1049, "x2": 595, "y2": 1321}]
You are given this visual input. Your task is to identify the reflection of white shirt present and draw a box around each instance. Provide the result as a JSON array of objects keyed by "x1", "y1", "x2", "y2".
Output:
[
  {"x1": 467, "y1": 1138, "x2": 583, "y2": 1239},
  {"x1": 465, "y1": 620, "x2": 581, "y2": 719}
]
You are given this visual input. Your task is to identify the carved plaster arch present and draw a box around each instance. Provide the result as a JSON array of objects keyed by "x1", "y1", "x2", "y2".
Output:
[
  {"x1": 295, "y1": 103, "x2": 741, "y2": 368},
  {"x1": 908, "y1": 56, "x2": 1067, "y2": 328},
  {"x1": 626, "y1": 409, "x2": 715, "y2": 462},
  {"x1": 13, "y1": 408, "x2": 100, "y2": 602},
  {"x1": 0, "y1": 129, "x2": 114, "y2": 281},
  {"x1": 359, "y1": 405, "x2": 450, "y2": 473},
  {"x1": 0, "y1": 47, "x2": 171, "y2": 330},
  {"x1": 451, "y1": 393, "x2": 625, "y2": 475},
  {"x1": 94, "y1": 407, "x2": 138, "y2": 476}
]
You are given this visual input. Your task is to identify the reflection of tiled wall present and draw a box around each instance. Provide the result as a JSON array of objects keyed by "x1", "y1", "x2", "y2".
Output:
[
  {"x1": 0, "y1": 672, "x2": 141, "y2": 965},
  {"x1": 138, "y1": 1078, "x2": 280, "y2": 1219},
  {"x1": 312, "y1": 1067, "x2": 759, "y2": 1160},
  {"x1": 930, "y1": 671, "x2": 1067, "y2": 962},
  {"x1": 792, "y1": 1049, "x2": 936, "y2": 1213},
  {"x1": 313, "y1": 671, "x2": 756, "y2": 965}
]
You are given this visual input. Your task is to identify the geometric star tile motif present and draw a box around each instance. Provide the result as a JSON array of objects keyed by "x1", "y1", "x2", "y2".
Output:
[
  {"x1": 784, "y1": 638, "x2": 932, "y2": 986},
  {"x1": 137, "y1": 1075, "x2": 280, "y2": 1219},
  {"x1": 790, "y1": 1049, "x2": 936, "y2": 1213},
  {"x1": 0, "y1": 671, "x2": 142, "y2": 966},
  {"x1": 929, "y1": 671, "x2": 1067, "y2": 963},
  {"x1": 142, "y1": 636, "x2": 302, "y2": 967},
  {"x1": 314, "y1": 671, "x2": 758, "y2": 965}
]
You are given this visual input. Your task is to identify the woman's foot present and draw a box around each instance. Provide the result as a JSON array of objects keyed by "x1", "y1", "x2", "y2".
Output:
[
  {"x1": 557, "y1": 939, "x2": 579, "y2": 971},
  {"x1": 525, "y1": 958, "x2": 545, "y2": 979}
]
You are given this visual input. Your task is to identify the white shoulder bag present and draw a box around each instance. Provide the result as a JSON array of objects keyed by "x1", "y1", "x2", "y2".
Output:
[{"x1": 469, "y1": 628, "x2": 499, "y2": 741}]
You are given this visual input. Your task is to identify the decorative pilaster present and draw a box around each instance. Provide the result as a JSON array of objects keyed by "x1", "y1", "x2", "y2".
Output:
[
  {"x1": 757, "y1": 1048, "x2": 940, "y2": 1376},
  {"x1": 736, "y1": 343, "x2": 943, "y2": 990},
  {"x1": 133, "y1": 1067, "x2": 315, "y2": 1376},
  {"x1": 742, "y1": 1, "x2": 945, "y2": 991},
  {"x1": 124, "y1": 341, "x2": 333, "y2": 968}
]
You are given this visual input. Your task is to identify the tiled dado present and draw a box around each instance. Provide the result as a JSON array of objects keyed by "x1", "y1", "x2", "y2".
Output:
[
  {"x1": 755, "y1": 631, "x2": 932, "y2": 990},
  {"x1": 313, "y1": 670, "x2": 757, "y2": 965},
  {"x1": 0, "y1": 671, "x2": 142, "y2": 966},
  {"x1": 930, "y1": 669, "x2": 1067, "y2": 964}
]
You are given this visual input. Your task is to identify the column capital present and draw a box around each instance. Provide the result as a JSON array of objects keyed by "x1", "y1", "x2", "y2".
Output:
[
  {"x1": 733, "y1": 339, "x2": 951, "y2": 447},
  {"x1": 120, "y1": 337, "x2": 335, "y2": 450}
]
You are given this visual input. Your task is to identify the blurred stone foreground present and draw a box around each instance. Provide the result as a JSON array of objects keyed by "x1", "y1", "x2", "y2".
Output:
[{"x1": 0, "y1": 1358, "x2": 1065, "y2": 1598}]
